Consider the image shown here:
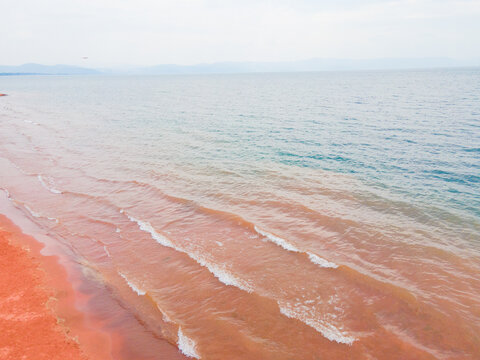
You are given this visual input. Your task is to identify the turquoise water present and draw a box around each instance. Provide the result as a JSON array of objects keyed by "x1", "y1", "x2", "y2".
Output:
[{"x1": 3, "y1": 69, "x2": 479, "y2": 220}]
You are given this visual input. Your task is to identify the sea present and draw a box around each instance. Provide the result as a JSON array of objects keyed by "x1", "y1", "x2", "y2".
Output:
[{"x1": 0, "y1": 69, "x2": 479, "y2": 359}]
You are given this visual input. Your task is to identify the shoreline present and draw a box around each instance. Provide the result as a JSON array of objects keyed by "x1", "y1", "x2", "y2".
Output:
[
  {"x1": 0, "y1": 214, "x2": 98, "y2": 359},
  {"x1": 0, "y1": 191, "x2": 187, "y2": 360}
]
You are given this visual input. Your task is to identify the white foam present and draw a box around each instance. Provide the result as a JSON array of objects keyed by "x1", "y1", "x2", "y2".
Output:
[
  {"x1": 307, "y1": 253, "x2": 338, "y2": 268},
  {"x1": 103, "y1": 246, "x2": 111, "y2": 258},
  {"x1": 126, "y1": 214, "x2": 174, "y2": 248},
  {"x1": 125, "y1": 212, "x2": 253, "y2": 293},
  {"x1": 178, "y1": 328, "x2": 200, "y2": 359},
  {"x1": 24, "y1": 204, "x2": 41, "y2": 218},
  {"x1": 119, "y1": 272, "x2": 146, "y2": 296},
  {"x1": 254, "y1": 226, "x2": 300, "y2": 253},
  {"x1": 191, "y1": 254, "x2": 253, "y2": 293},
  {"x1": 254, "y1": 226, "x2": 339, "y2": 269},
  {"x1": 278, "y1": 302, "x2": 355, "y2": 345},
  {"x1": 37, "y1": 175, "x2": 62, "y2": 194},
  {"x1": 24, "y1": 204, "x2": 59, "y2": 223},
  {"x1": 157, "y1": 305, "x2": 174, "y2": 323}
]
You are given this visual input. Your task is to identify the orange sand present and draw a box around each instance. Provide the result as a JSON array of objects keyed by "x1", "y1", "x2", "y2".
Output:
[{"x1": 0, "y1": 215, "x2": 88, "y2": 360}]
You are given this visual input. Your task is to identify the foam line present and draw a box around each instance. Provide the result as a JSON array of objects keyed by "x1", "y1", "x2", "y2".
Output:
[
  {"x1": 37, "y1": 175, "x2": 62, "y2": 194},
  {"x1": 24, "y1": 204, "x2": 60, "y2": 223},
  {"x1": 126, "y1": 212, "x2": 349, "y2": 345},
  {"x1": 307, "y1": 253, "x2": 338, "y2": 268},
  {"x1": 278, "y1": 302, "x2": 356, "y2": 345},
  {"x1": 178, "y1": 327, "x2": 201, "y2": 359},
  {"x1": 103, "y1": 246, "x2": 111, "y2": 258},
  {"x1": 254, "y1": 226, "x2": 338, "y2": 268},
  {"x1": 119, "y1": 272, "x2": 146, "y2": 296},
  {"x1": 254, "y1": 226, "x2": 300, "y2": 252},
  {"x1": 24, "y1": 204, "x2": 41, "y2": 218},
  {"x1": 124, "y1": 211, "x2": 253, "y2": 293},
  {"x1": 156, "y1": 304, "x2": 174, "y2": 324}
]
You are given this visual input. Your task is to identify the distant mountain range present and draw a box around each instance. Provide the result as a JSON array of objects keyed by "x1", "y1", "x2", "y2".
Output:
[
  {"x1": 0, "y1": 63, "x2": 100, "y2": 75},
  {"x1": 1, "y1": 58, "x2": 479, "y2": 76},
  {"x1": 128, "y1": 58, "x2": 480, "y2": 75}
]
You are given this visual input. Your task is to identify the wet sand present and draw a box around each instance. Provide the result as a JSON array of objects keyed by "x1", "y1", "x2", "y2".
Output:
[
  {"x1": 0, "y1": 214, "x2": 88, "y2": 360},
  {"x1": 0, "y1": 195, "x2": 188, "y2": 360}
]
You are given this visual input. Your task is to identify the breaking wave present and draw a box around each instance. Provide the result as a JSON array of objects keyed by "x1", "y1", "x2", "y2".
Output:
[
  {"x1": 278, "y1": 302, "x2": 355, "y2": 345},
  {"x1": 254, "y1": 226, "x2": 338, "y2": 269},
  {"x1": 119, "y1": 271, "x2": 146, "y2": 296},
  {"x1": 178, "y1": 327, "x2": 201, "y2": 359},
  {"x1": 37, "y1": 175, "x2": 62, "y2": 194},
  {"x1": 307, "y1": 253, "x2": 338, "y2": 268},
  {"x1": 123, "y1": 211, "x2": 253, "y2": 293},
  {"x1": 23, "y1": 204, "x2": 59, "y2": 223},
  {"x1": 103, "y1": 245, "x2": 111, "y2": 258},
  {"x1": 254, "y1": 226, "x2": 300, "y2": 252},
  {"x1": 24, "y1": 204, "x2": 41, "y2": 218}
]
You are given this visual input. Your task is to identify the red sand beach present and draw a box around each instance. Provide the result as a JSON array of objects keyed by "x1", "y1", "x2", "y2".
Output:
[
  {"x1": 0, "y1": 214, "x2": 88, "y2": 360},
  {"x1": 0, "y1": 195, "x2": 188, "y2": 360}
]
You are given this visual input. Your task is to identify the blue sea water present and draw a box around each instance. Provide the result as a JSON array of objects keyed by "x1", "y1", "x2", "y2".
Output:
[{"x1": 2, "y1": 68, "x2": 479, "y2": 222}]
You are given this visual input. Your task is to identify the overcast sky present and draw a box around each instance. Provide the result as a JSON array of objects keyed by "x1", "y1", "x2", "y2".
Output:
[{"x1": 1, "y1": 0, "x2": 479, "y2": 67}]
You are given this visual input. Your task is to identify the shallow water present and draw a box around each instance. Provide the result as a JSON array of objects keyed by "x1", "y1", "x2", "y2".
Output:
[{"x1": 1, "y1": 69, "x2": 479, "y2": 359}]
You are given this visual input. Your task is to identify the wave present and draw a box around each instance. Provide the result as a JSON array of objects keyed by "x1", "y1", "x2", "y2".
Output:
[
  {"x1": 37, "y1": 175, "x2": 62, "y2": 194},
  {"x1": 192, "y1": 254, "x2": 252, "y2": 292},
  {"x1": 178, "y1": 327, "x2": 200, "y2": 359},
  {"x1": 278, "y1": 302, "x2": 355, "y2": 345},
  {"x1": 61, "y1": 172, "x2": 367, "y2": 266},
  {"x1": 118, "y1": 272, "x2": 146, "y2": 296},
  {"x1": 254, "y1": 226, "x2": 338, "y2": 269},
  {"x1": 122, "y1": 211, "x2": 175, "y2": 248},
  {"x1": 254, "y1": 226, "x2": 300, "y2": 252},
  {"x1": 156, "y1": 304, "x2": 174, "y2": 324},
  {"x1": 23, "y1": 203, "x2": 59, "y2": 223},
  {"x1": 24, "y1": 204, "x2": 41, "y2": 218},
  {"x1": 103, "y1": 246, "x2": 111, "y2": 258},
  {"x1": 123, "y1": 211, "x2": 354, "y2": 346},
  {"x1": 13, "y1": 181, "x2": 352, "y2": 346},
  {"x1": 123, "y1": 211, "x2": 253, "y2": 293},
  {"x1": 307, "y1": 253, "x2": 338, "y2": 268}
]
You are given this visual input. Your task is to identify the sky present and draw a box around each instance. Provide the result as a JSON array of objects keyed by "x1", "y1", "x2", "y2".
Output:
[{"x1": 1, "y1": 0, "x2": 480, "y2": 67}]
